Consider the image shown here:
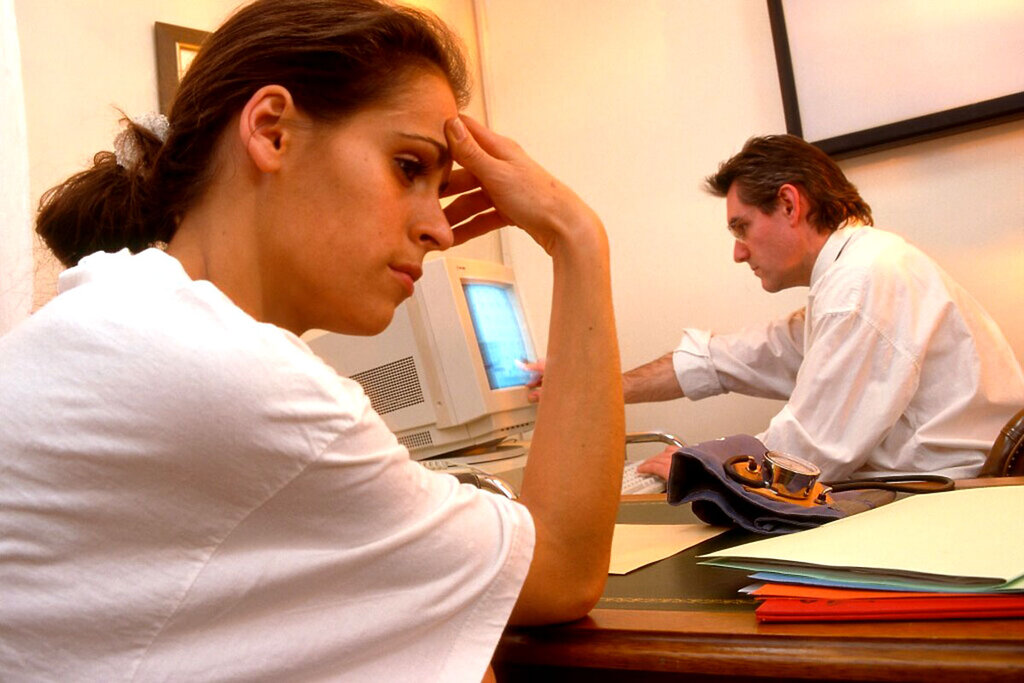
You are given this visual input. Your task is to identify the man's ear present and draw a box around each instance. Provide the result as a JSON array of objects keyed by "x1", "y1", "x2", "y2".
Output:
[
  {"x1": 238, "y1": 85, "x2": 296, "y2": 173},
  {"x1": 777, "y1": 183, "x2": 802, "y2": 225}
]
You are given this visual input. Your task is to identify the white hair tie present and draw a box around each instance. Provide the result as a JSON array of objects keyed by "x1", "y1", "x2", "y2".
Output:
[{"x1": 113, "y1": 113, "x2": 170, "y2": 168}]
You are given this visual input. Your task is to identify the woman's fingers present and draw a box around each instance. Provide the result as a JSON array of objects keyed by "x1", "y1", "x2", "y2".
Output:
[
  {"x1": 443, "y1": 114, "x2": 599, "y2": 256},
  {"x1": 445, "y1": 116, "x2": 501, "y2": 180},
  {"x1": 450, "y1": 210, "x2": 510, "y2": 246},
  {"x1": 458, "y1": 114, "x2": 521, "y2": 160},
  {"x1": 443, "y1": 188, "x2": 494, "y2": 227},
  {"x1": 445, "y1": 116, "x2": 545, "y2": 228},
  {"x1": 441, "y1": 167, "x2": 480, "y2": 199}
]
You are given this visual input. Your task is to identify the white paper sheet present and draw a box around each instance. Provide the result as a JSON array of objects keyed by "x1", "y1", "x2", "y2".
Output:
[{"x1": 609, "y1": 523, "x2": 728, "y2": 575}]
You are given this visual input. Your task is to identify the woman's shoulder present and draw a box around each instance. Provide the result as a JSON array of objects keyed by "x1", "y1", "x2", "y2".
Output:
[{"x1": 30, "y1": 248, "x2": 372, "y2": 426}]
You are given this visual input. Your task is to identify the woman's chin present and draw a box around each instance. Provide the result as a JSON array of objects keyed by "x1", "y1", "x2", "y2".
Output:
[{"x1": 325, "y1": 310, "x2": 395, "y2": 337}]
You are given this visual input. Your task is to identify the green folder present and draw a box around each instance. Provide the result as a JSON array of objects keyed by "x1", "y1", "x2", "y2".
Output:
[{"x1": 700, "y1": 486, "x2": 1024, "y2": 592}]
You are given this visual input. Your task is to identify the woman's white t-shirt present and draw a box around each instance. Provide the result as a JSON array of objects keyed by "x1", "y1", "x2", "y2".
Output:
[{"x1": 0, "y1": 248, "x2": 535, "y2": 682}]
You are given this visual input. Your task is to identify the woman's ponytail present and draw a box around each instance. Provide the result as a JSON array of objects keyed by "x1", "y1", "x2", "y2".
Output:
[{"x1": 36, "y1": 116, "x2": 169, "y2": 267}]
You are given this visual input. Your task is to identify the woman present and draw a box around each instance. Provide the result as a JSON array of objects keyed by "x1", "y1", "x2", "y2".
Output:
[{"x1": 0, "y1": 0, "x2": 623, "y2": 681}]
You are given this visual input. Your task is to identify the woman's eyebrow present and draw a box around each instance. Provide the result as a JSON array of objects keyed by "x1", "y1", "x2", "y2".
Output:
[{"x1": 399, "y1": 133, "x2": 450, "y2": 167}]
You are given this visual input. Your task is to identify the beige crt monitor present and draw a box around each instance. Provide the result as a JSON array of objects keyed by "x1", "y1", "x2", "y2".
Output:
[{"x1": 305, "y1": 256, "x2": 539, "y2": 459}]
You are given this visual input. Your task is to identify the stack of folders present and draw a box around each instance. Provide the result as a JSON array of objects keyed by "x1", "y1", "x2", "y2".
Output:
[{"x1": 698, "y1": 485, "x2": 1024, "y2": 623}]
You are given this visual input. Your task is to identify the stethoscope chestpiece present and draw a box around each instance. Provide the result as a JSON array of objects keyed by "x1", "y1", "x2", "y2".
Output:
[{"x1": 762, "y1": 450, "x2": 821, "y2": 500}]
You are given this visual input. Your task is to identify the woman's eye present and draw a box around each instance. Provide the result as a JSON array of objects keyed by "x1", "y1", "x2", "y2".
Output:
[{"x1": 396, "y1": 157, "x2": 427, "y2": 183}]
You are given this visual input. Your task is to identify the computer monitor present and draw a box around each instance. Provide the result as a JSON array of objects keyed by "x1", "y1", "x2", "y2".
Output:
[{"x1": 304, "y1": 256, "x2": 539, "y2": 459}]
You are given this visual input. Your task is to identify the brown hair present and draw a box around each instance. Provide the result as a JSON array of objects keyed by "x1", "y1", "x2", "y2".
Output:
[
  {"x1": 704, "y1": 134, "x2": 872, "y2": 232},
  {"x1": 37, "y1": 0, "x2": 469, "y2": 267}
]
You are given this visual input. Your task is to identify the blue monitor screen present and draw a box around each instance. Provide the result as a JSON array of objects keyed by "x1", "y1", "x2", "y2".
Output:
[{"x1": 462, "y1": 281, "x2": 534, "y2": 390}]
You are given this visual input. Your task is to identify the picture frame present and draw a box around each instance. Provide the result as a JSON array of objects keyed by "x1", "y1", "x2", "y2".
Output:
[
  {"x1": 154, "y1": 22, "x2": 210, "y2": 115},
  {"x1": 766, "y1": 0, "x2": 1024, "y2": 158}
]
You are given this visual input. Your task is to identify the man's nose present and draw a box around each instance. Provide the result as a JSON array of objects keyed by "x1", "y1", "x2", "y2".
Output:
[{"x1": 733, "y1": 240, "x2": 749, "y2": 263}]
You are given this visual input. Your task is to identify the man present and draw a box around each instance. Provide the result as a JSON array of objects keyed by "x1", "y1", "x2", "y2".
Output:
[{"x1": 631, "y1": 134, "x2": 1024, "y2": 483}]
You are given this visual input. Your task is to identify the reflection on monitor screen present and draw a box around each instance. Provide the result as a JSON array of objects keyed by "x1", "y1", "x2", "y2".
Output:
[{"x1": 463, "y1": 282, "x2": 532, "y2": 390}]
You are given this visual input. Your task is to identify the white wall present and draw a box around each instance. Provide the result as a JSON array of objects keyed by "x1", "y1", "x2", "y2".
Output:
[
  {"x1": 17, "y1": 0, "x2": 496, "y2": 309},
  {"x1": 0, "y1": 0, "x2": 32, "y2": 335},
  {"x1": 16, "y1": 0, "x2": 245, "y2": 309},
  {"x1": 16, "y1": 1, "x2": 1022, "y2": 449},
  {"x1": 476, "y1": 0, "x2": 1024, "y2": 450}
]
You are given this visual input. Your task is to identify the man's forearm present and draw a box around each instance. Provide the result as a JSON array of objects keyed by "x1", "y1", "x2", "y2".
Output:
[{"x1": 622, "y1": 352, "x2": 685, "y2": 403}]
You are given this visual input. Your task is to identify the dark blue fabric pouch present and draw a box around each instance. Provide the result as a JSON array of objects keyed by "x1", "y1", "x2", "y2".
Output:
[{"x1": 665, "y1": 435, "x2": 892, "y2": 535}]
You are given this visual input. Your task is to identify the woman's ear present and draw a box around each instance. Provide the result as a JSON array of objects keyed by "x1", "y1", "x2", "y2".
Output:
[{"x1": 238, "y1": 85, "x2": 296, "y2": 173}]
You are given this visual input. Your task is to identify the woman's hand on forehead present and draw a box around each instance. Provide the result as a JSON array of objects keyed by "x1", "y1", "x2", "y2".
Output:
[
  {"x1": 443, "y1": 115, "x2": 601, "y2": 255},
  {"x1": 443, "y1": 184, "x2": 508, "y2": 247},
  {"x1": 440, "y1": 138, "x2": 513, "y2": 247},
  {"x1": 440, "y1": 166, "x2": 482, "y2": 198}
]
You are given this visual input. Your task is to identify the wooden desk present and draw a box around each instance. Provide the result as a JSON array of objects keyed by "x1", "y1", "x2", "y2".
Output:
[{"x1": 494, "y1": 479, "x2": 1024, "y2": 682}]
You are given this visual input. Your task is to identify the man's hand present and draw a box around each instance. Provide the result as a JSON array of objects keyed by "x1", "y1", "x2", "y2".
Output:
[
  {"x1": 517, "y1": 359, "x2": 545, "y2": 403},
  {"x1": 635, "y1": 444, "x2": 675, "y2": 480}
]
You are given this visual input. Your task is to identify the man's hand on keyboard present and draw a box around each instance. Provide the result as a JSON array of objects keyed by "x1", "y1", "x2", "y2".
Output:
[
  {"x1": 621, "y1": 460, "x2": 666, "y2": 494},
  {"x1": 635, "y1": 445, "x2": 675, "y2": 480}
]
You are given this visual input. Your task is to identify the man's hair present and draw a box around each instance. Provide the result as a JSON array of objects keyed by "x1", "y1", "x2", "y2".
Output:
[{"x1": 704, "y1": 134, "x2": 872, "y2": 232}]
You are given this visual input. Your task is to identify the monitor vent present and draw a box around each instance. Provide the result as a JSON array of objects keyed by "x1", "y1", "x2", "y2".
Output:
[
  {"x1": 399, "y1": 431, "x2": 434, "y2": 450},
  {"x1": 351, "y1": 356, "x2": 424, "y2": 415},
  {"x1": 501, "y1": 421, "x2": 533, "y2": 433}
]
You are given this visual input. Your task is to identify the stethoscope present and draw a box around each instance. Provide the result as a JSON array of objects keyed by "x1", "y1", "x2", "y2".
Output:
[{"x1": 724, "y1": 451, "x2": 954, "y2": 506}]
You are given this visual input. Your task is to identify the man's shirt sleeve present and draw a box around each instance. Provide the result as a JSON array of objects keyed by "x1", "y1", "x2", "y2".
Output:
[{"x1": 672, "y1": 309, "x2": 806, "y2": 401}]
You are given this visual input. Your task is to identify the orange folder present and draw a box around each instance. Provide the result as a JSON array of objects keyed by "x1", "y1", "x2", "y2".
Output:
[
  {"x1": 755, "y1": 594, "x2": 1024, "y2": 622},
  {"x1": 752, "y1": 582, "x2": 1024, "y2": 622},
  {"x1": 751, "y1": 583, "x2": 962, "y2": 601}
]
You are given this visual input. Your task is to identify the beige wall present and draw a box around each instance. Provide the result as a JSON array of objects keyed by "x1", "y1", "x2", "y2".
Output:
[
  {"x1": 475, "y1": 0, "x2": 1024, "y2": 449},
  {"x1": 16, "y1": 0, "x2": 243, "y2": 309},
  {"x1": 16, "y1": 0, "x2": 495, "y2": 310},
  {"x1": 16, "y1": 1, "x2": 1023, "y2": 449}
]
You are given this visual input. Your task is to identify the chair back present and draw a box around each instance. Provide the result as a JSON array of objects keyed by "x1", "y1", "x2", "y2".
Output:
[{"x1": 980, "y1": 409, "x2": 1024, "y2": 477}]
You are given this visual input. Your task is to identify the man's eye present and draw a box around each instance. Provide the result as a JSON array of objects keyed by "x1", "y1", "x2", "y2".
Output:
[{"x1": 396, "y1": 157, "x2": 427, "y2": 182}]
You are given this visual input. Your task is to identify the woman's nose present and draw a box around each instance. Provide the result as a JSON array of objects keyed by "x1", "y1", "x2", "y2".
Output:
[{"x1": 417, "y1": 204, "x2": 455, "y2": 251}]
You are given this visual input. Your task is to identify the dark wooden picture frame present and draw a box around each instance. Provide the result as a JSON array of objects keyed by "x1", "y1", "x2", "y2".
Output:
[
  {"x1": 766, "y1": 0, "x2": 1024, "y2": 158},
  {"x1": 154, "y1": 22, "x2": 210, "y2": 115}
]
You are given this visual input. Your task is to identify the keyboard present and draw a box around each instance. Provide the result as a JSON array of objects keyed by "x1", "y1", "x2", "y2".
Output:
[
  {"x1": 421, "y1": 459, "x2": 463, "y2": 472},
  {"x1": 426, "y1": 457, "x2": 667, "y2": 496},
  {"x1": 621, "y1": 459, "x2": 667, "y2": 495}
]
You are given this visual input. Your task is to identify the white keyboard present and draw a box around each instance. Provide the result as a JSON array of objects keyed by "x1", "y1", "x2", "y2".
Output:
[
  {"x1": 421, "y1": 459, "x2": 462, "y2": 472},
  {"x1": 621, "y1": 460, "x2": 666, "y2": 495},
  {"x1": 426, "y1": 457, "x2": 666, "y2": 496}
]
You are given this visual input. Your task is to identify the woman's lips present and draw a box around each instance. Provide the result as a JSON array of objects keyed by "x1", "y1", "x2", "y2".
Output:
[{"x1": 390, "y1": 264, "x2": 421, "y2": 296}]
